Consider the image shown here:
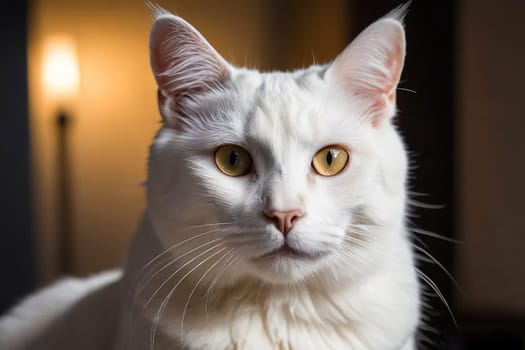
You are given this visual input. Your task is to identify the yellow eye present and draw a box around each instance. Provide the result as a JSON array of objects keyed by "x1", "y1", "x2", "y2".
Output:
[
  {"x1": 214, "y1": 145, "x2": 252, "y2": 177},
  {"x1": 312, "y1": 145, "x2": 349, "y2": 176}
]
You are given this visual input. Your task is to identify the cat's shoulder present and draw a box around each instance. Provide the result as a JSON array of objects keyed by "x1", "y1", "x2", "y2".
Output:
[{"x1": 0, "y1": 270, "x2": 121, "y2": 350}]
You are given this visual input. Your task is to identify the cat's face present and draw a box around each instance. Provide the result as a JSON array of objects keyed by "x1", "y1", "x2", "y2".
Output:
[{"x1": 147, "y1": 10, "x2": 408, "y2": 285}]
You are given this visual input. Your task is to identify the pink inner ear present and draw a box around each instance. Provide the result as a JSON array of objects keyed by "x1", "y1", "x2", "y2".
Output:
[
  {"x1": 370, "y1": 47, "x2": 404, "y2": 128},
  {"x1": 326, "y1": 18, "x2": 406, "y2": 128},
  {"x1": 150, "y1": 23, "x2": 173, "y2": 90},
  {"x1": 150, "y1": 17, "x2": 228, "y2": 96},
  {"x1": 384, "y1": 43, "x2": 404, "y2": 103},
  {"x1": 149, "y1": 15, "x2": 230, "y2": 127}
]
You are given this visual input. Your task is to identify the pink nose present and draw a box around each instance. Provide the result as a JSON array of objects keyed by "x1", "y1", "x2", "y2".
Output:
[{"x1": 264, "y1": 209, "x2": 304, "y2": 236}]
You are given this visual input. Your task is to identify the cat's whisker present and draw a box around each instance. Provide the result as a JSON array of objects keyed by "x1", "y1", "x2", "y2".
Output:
[
  {"x1": 132, "y1": 228, "x2": 223, "y2": 291},
  {"x1": 334, "y1": 251, "x2": 363, "y2": 276},
  {"x1": 410, "y1": 227, "x2": 462, "y2": 244},
  {"x1": 346, "y1": 225, "x2": 373, "y2": 236},
  {"x1": 185, "y1": 222, "x2": 236, "y2": 229},
  {"x1": 150, "y1": 247, "x2": 227, "y2": 350},
  {"x1": 397, "y1": 87, "x2": 417, "y2": 94},
  {"x1": 339, "y1": 246, "x2": 370, "y2": 267},
  {"x1": 338, "y1": 239, "x2": 368, "y2": 257},
  {"x1": 415, "y1": 267, "x2": 457, "y2": 327},
  {"x1": 414, "y1": 253, "x2": 434, "y2": 264},
  {"x1": 180, "y1": 248, "x2": 234, "y2": 341},
  {"x1": 133, "y1": 237, "x2": 223, "y2": 306},
  {"x1": 350, "y1": 222, "x2": 378, "y2": 230},
  {"x1": 412, "y1": 235, "x2": 430, "y2": 249},
  {"x1": 343, "y1": 235, "x2": 372, "y2": 247},
  {"x1": 411, "y1": 243, "x2": 463, "y2": 294},
  {"x1": 351, "y1": 220, "x2": 381, "y2": 228},
  {"x1": 139, "y1": 228, "x2": 222, "y2": 275},
  {"x1": 130, "y1": 235, "x2": 225, "y2": 328},
  {"x1": 345, "y1": 231, "x2": 369, "y2": 239},
  {"x1": 143, "y1": 242, "x2": 225, "y2": 312},
  {"x1": 407, "y1": 198, "x2": 445, "y2": 210},
  {"x1": 407, "y1": 190, "x2": 429, "y2": 197},
  {"x1": 205, "y1": 250, "x2": 240, "y2": 315}
]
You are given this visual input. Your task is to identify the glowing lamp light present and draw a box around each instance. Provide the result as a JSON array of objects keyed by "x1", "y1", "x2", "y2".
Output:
[{"x1": 42, "y1": 35, "x2": 79, "y2": 103}]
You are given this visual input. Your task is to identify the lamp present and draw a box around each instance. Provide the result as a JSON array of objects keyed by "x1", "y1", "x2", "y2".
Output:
[
  {"x1": 42, "y1": 35, "x2": 79, "y2": 105},
  {"x1": 42, "y1": 35, "x2": 79, "y2": 275}
]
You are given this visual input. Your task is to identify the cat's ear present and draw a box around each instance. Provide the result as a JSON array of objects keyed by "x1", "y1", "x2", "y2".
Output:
[
  {"x1": 149, "y1": 8, "x2": 230, "y2": 128},
  {"x1": 325, "y1": 12, "x2": 406, "y2": 127}
]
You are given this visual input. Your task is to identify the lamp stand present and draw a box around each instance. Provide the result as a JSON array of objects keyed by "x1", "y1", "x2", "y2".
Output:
[{"x1": 57, "y1": 110, "x2": 72, "y2": 275}]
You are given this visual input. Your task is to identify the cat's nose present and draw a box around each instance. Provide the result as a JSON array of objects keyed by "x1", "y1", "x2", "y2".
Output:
[{"x1": 264, "y1": 209, "x2": 304, "y2": 236}]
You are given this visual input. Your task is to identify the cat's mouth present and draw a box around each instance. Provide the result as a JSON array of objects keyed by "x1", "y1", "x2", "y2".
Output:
[{"x1": 255, "y1": 243, "x2": 326, "y2": 261}]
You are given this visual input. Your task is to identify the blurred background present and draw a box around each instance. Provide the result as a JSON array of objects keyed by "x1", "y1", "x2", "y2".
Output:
[{"x1": 1, "y1": 0, "x2": 524, "y2": 348}]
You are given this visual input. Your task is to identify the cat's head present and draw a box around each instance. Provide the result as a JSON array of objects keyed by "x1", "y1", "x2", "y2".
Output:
[{"x1": 146, "y1": 7, "x2": 408, "y2": 286}]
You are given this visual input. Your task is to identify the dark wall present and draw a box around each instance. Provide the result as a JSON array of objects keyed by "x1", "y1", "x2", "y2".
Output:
[{"x1": 0, "y1": 0, "x2": 35, "y2": 314}]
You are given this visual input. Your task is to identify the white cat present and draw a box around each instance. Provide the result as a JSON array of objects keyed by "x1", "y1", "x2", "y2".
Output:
[{"x1": 0, "y1": 5, "x2": 420, "y2": 350}]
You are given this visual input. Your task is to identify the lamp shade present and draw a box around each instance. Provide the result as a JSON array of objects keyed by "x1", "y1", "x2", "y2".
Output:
[{"x1": 42, "y1": 35, "x2": 79, "y2": 103}]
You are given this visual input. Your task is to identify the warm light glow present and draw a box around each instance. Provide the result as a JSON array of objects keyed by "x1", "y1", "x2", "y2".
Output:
[{"x1": 42, "y1": 35, "x2": 79, "y2": 102}]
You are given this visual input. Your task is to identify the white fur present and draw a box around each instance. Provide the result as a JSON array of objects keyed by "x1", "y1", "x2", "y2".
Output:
[
  {"x1": 0, "y1": 7, "x2": 419, "y2": 350},
  {"x1": 0, "y1": 271, "x2": 121, "y2": 350}
]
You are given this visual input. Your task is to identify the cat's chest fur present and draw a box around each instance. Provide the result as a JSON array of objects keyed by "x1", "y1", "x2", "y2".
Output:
[{"x1": 151, "y1": 265, "x2": 418, "y2": 350}]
